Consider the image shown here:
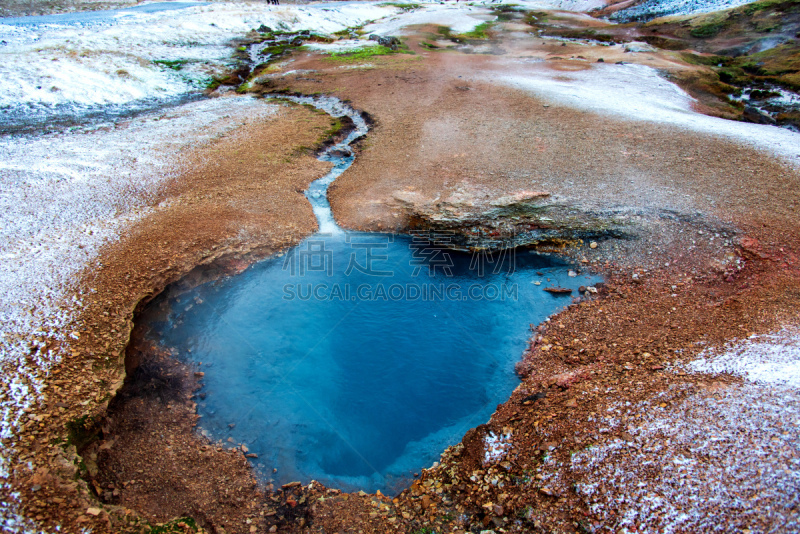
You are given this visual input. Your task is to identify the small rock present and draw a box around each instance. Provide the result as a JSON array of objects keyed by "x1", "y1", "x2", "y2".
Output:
[
  {"x1": 565, "y1": 398, "x2": 577, "y2": 407},
  {"x1": 269, "y1": 527, "x2": 277, "y2": 533},
  {"x1": 86, "y1": 507, "x2": 101, "y2": 516},
  {"x1": 493, "y1": 504, "x2": 504, "y2": 516},
  {"x1": 549, "y1": 369, "x2": 587, "y2": 389},
  {"x1": 521, "y1": 391, "x2": 546, "y2": 403},
  {"x1": 743, "y1": 105, "x2": 776, "y2": 125},
  {"x1": 589, "y1": 241, "x2": 598, "y2": 249},
  {"x1": 568, "y1": 270, "x2": 577, "y2": 277},
  {"x1": 282, "y1": 481, "x2": 301, "y2": 489}
]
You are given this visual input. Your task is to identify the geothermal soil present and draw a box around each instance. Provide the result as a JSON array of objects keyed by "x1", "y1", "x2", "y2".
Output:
[{"x1": 5, "y1": 6, "x2": 800, "y2": 534}]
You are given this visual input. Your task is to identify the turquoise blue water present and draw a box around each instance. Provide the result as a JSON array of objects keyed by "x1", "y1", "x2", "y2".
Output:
[
  {"x1": 138, "y1": 232, "x2": 599, "y2": 494},
  {"x1": 137, "y1": 96, "x2": 600, "y2": 494}
]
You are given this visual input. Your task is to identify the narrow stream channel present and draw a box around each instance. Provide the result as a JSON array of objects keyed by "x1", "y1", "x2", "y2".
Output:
[{"x1": 135, "y1": 96, "x2": 601, "y2": 494}]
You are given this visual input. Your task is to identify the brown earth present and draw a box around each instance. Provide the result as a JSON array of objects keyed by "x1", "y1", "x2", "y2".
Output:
[{"x1": 6, "y1": 11, "x2": 800, "y2": 534}]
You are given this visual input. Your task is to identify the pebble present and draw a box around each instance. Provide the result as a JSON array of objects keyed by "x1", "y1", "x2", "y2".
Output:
[{"x1": 590, "y1": 241, "x2": 598, "y2": 248}]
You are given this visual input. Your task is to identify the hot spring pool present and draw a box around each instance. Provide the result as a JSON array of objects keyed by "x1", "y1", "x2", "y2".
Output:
[
  {"x1": 134, "y1": 96, "x2": 601, "y2": 494},
  {"x1": 137, "y1": 231, "x2": 599, "y2": 493}
]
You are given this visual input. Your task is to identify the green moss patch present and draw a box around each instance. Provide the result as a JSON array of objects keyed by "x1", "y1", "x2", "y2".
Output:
[
  {"x1": 690, "y1": 20, "x2": 730, "y2": 38},
  {"x1": 461, "y1": 22, "x2": 493, "y2": 39},
  {"x1": 324, "y1": 45, "x2": 408, "y2": 62},
  {"x1": 743, "y1": 0, "x2": 800, "y2": 16}
]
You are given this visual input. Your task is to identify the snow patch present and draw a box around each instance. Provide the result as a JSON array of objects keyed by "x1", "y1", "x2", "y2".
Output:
[
  {"x1": 303, "y1": 39, "x2": 379, "y2": 53},
  {"x1": 489, "y1": 62, "x2": 800, "y2": 166},
  {"x1": 0, "y1": 2, "x2": 397, "y2": 126},
  {"x1": 611, "y1": 0, "x2": 756, "y2": 22},
  {"x1": 689, "y1": 328, "x2": 800, "y2": 387},
  {"x1": 363, "y1": 3, "x2": 491, "y2": 36},
  {"x1": 484, "y1": 430, "x2": 513, "y2": 464},
  {"x1": 572, "y1": 383, "x2": 800, "y2": 532}
]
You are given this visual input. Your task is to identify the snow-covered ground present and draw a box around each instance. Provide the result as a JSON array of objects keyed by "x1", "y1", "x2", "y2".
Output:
[
  {"x1": 0, "y1": 1, "x2": 396, "y2": 130},
  {"x1": 0, "y1": 94, "x2": 282, "y2": 460},
  {"x1": 0, "y1": 0, "x2": 619, "y2": 130},
  {"x1": 362, "y1": 0, "x2": 607, "y2": 37},
  {"x1": 610, "y1": 0, "x2": 756, "y2": 22},
  {"x1": 564, "y1": 329, "x2": 800, "y2": 532},
  {"x1": 690, "y1": 328, "x2": 800, "y2": 388},
  {"x1": 487, "y1": 61, "x2": 800, "y2": 166},
  {"x1": 363, "y1": 3, "x2": 493, "y2": 35}
]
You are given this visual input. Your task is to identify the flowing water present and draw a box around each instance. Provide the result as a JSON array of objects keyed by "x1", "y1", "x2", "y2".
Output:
[{"x1": 136, "y1": 96, "x2": 601, "y2": 494}]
